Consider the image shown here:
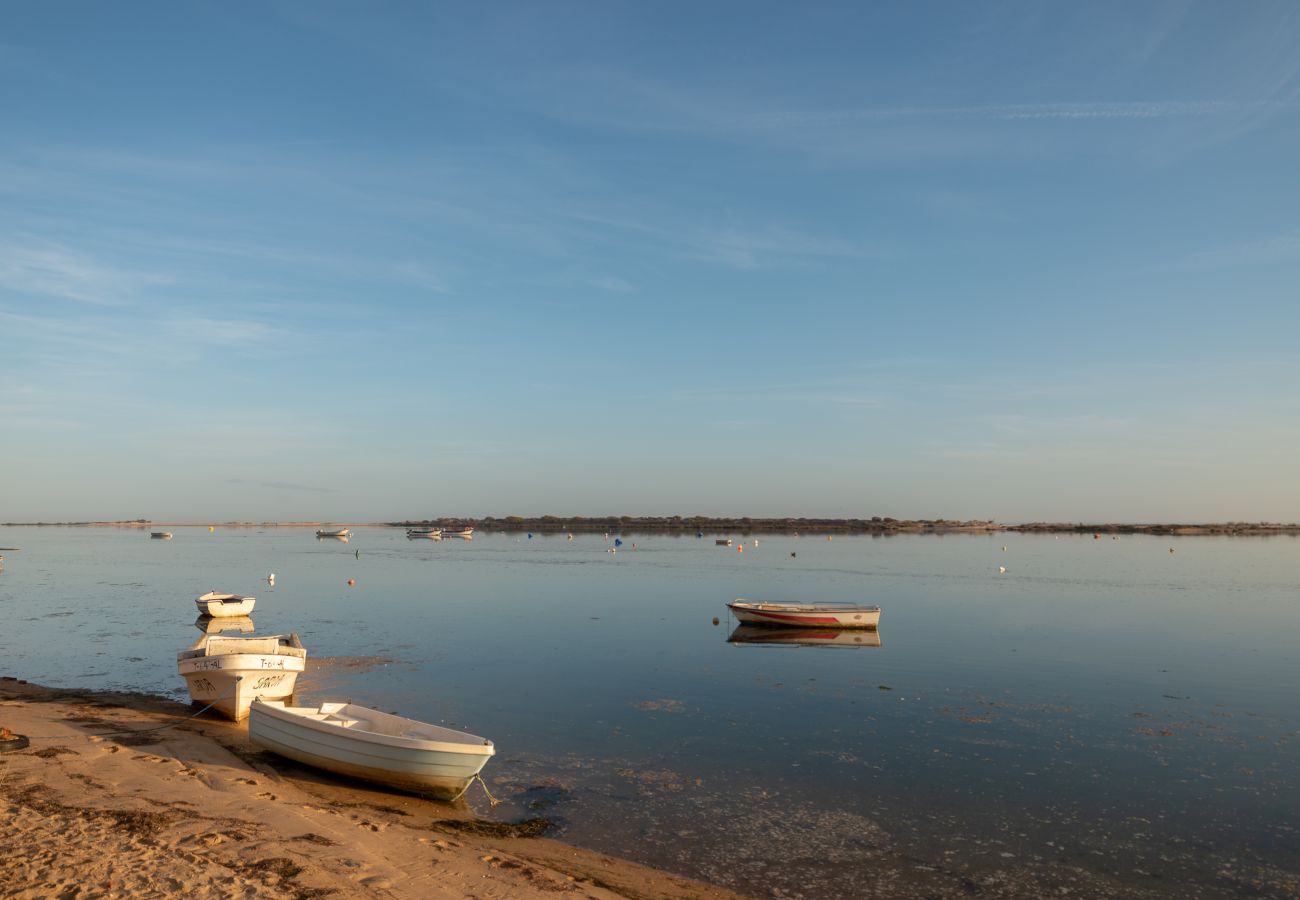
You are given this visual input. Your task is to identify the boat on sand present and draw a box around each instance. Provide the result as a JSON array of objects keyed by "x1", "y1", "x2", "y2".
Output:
[
  {"x1": 726, "y1": 599, "x2": 881, "y2": 629},
  {"x1": 249, "y1": 700, "x2": 494, "y2": 800},
  {"x1": 194, "y1": 591, "x2": 256, "y2": 618},
  {"x1": 177, "y1": 633, "x2": 307, "y2": 721}
]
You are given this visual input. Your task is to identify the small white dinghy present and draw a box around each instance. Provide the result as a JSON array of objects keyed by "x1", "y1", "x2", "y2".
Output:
[
  {"x1": 316, "y1": 528, "x2": 351, "y2": 538},
  {"x1": 249, "y1": 700, "x2": 495, "y2": 801},
  {"x1": 727, "y1": 599, "x2": 881, "y2": 629},
  {"x1": 195, "y1": 591, "x2": 256, "y2": 618},
  {"x1": 177, "y1": 633, "x2": 306, "y2": 721}
]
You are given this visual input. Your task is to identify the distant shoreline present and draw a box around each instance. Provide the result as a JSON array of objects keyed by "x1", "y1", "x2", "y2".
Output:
[{"x1": 3, "y1": 517, "x2": 1299, "y2": 536}]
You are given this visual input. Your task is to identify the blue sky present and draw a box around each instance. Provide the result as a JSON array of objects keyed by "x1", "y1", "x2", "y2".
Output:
[{"x1": 2, "y1": 1, "x2": 1298, "y2": 522}]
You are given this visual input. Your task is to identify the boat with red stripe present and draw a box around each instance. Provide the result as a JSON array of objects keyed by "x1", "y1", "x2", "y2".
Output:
[{"x1": 726, "y1": 599, "x2": 881, "y2": 629}]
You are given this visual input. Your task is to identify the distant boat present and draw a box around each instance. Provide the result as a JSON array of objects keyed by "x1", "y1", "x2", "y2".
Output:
[
  {"x1": 442, "y1": 527, "x2": 474, "y2": 538},
  {"x1": 194, "y1": 614, "x2": 255, "y2": 635},
  {"x1": 406, "y1": 527, "x2": 442, "y2": 539},
  {"x1": 716, "y1": 538, "x2": 733, "y2": 546},
  {"x1": 316, "y1": 528, "x2": 351, "y2": 538},
  {"x1": 727, "y1": 599, "x2": 881, "y2": 629},
  {"x1": 249, "y1": 699, "x2": 495, "y2": 801},
  {"x1": 177, "y1": 633, "x2": 307, "y2": 721},
  {"x1": 151, "y1": 531, "x2": 173, "y2": 540},
  {"x1": 727, "y1": 623, "x2": 882, "y2": 648},
  {"x1": 194, "y1": 591, "x2": 256, "y2": 618}
]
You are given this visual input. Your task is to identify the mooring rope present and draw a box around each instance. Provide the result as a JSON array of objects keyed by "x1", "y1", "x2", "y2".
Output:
[{"x1": 473, "y1": 772, "x2": 502, "y2": 807}]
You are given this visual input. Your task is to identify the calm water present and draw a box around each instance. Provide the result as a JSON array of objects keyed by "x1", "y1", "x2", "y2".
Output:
[{"x1": 1, "y1": 527, "x2": 1297, "y2": 897}]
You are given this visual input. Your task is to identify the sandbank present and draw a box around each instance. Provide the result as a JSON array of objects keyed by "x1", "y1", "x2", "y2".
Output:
[{"x1": 0, "y1": 678, "x2": 738, "y2": 899}]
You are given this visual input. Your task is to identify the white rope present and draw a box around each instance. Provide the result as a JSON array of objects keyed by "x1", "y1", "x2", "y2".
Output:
[
  {"x1": 473, "y1": 772, "x2": 502, "y2": 807},
  {"x1": 7, "y1": 677, "x2": 244, "y2": 742}
]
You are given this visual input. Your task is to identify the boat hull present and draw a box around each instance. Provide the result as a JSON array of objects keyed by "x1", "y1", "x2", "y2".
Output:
[
  {"x1": 249, "y1": 702, "x2": 494, "y2": 801},
  {"x1": 195, "y1": 595, "x2": 256, "y2": 617},
  {"x1": 177, "y1": 634, "x2": 307, "y2": 721},
  {"x1": 727, "y1": 601, "x2": 881, "y2": 629},
  {"x1": 177, "y1": 654, "x2": 304, "y2": 720}
]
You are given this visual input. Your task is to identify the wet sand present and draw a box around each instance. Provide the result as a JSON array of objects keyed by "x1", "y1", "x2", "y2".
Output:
[{"x1": 0, "y1": 678, "x2": 738, "y2": 899}]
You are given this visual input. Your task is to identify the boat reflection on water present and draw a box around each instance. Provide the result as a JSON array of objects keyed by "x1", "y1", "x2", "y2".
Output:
[
  {"x1": 194, "y1": 614, "x2": 256, "y2": 634},
  {"x1": 727, "y1": 624, "x2": 882, "y2": 648}
]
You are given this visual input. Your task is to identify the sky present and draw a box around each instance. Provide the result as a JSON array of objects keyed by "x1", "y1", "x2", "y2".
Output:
[{"x1": 2, "y1": 1, "x2": 1298, "y2": 523}]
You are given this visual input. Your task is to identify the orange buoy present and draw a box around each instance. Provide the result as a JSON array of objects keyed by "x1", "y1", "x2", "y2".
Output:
[{"x1": 347, "y1": 578, "x2": 355, "y2": 586}]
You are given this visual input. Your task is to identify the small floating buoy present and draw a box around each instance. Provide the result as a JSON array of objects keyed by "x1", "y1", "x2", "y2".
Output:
[
  {"x1": 347, "y1": 578, "x2": 355, "y2": 586},
  {"x1": 528, "y1": 533, "x2": 533, "y2": 539},
  {"x1": 712, "y1": 617, "x2": 719, "y2": 626},
  {"x1": 614, "y1": 538, "x2": 623, "y2": 547},
  {"x1": 1001, "y1": 546, "x2": 1007, "y2": 552},
  {"x1": 209, "y1": 526, "x2": 214, "y2": 533},
  {"x1": 998, "y1": 566, "x2": 1007, "y2": 574},
  {"x1": 753, "y1": 538, "x2": 759, "y2": 547},
  {"x1": 267, "y1": 573, "x2": 275, "y2": 585},
  {"x1": 790, "y1": 552, "x2": 796, "y2": 558},
  {"x1": 567, "y1": 533, "x2": 574, "y2": 541},
  {"x1": 1169, "y1": 547, "x2": 1175, "y2": 554},
  {"x1": 737, "y1": 544, "x2": 743, "y2": 553}
]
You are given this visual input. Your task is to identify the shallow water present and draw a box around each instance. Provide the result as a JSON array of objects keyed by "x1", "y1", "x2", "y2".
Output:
[{"x1": 1, "y1": 527, "x2": 1297, "y2": 897}]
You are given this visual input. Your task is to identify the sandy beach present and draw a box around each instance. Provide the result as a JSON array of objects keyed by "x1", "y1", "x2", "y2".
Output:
[{"x1": 0, "y1": 677, "x2": 738, "y2": 899}]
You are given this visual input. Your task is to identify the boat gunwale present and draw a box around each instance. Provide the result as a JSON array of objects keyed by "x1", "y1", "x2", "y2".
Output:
[{"x1": 252, "y1": 701, "x2": 494, "y2": 757}]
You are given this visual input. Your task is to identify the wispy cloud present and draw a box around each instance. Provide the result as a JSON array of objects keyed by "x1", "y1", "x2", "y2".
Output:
[{"x1": 0, "y1": 241, "x2": 167, "y2": 305}]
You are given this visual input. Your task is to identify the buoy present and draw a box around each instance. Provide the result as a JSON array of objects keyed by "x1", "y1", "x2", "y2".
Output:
[
  {"x1": 614, "y1": 538, "x2": 623, "y2": 547},
  {"x1": 1169, "y1": 548, "x2": 1175, "y2": 554},
  {"x1": 998, "y1": 566, "x2": 1007, "y2": 574},
  {"x1": 827, "y1": 535, "x2": 832, "y2": 541},
  {"x1": 791, "y1": 552, "x2": 796, "y2": 558},
  {"x1": 267, "y1": 573, "x2": 275, "y2": 585},
  {"x1": 568, "y1": 534, "x2": 574, "y2": 541},
  {"x1": 1001, "y1": 546, "x2": 1007, "y2": 552},
  {"x1": 528, "y1": 533, "x2": 533, "y2": 539},
  {"x1": 737, "y1": 545, "x2": 743, "y2": 553},
  {"x1": 712, "y1": 617, "x2": 719, "y2": 625},
  {"x1": 753, "y1": 538, "x2": 759, "y2": 547},
  {"x1": 209, "y1": 526, "x2": 214, "y2": 533},
  {"x1": 347, "y1": 578, "x2": 355, "y2": 586}
]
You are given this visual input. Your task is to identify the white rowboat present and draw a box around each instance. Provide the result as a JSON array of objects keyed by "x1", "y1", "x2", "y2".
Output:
[
  {"x1": 249, "y1": 700, "x2": 495, "y2": 801},
  {"x1": 316, "y1": 528, "x2": 351, "y2": 538},
  {"x1": 194, "y1": 591, "x2": 256, "y2": 618},
  {"x1": 727, "y1": 599, "x2": 881, "y2": 629},
  {"x1": 177, "y1": 633, "x2": 306, "y2": 721}
]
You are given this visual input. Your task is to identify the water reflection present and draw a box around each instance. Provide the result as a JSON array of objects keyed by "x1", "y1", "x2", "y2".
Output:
[
  {"x1": 194, "y1": 614, "x2": 256, "y2": 634},
  {"x1": 727, "y1": 623, "x2": 882, "y2": 648}
]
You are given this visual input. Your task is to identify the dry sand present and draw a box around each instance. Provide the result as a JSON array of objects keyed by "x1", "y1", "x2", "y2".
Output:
[{"x1": 0, "y1": 678, "x2": 739, "y2": 899}]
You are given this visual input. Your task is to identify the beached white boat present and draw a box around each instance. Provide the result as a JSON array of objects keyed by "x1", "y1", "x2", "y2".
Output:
[
  {"x1": 249, "y1": 700, "x2": 495, "y2": 801},
  {"x1": 727, "y1": 599, "x2": 881, "y2": 629},
  {"x1": 194, "y1": 614, "x2": 255, "y2": 634},
  {"x1": 151, "y1": 531, "x2": 173, "y2": 540},
  {"x1": 194, "y1": 591, "x2": 256, "y2": 618},
  {"x1": 728, "y1": 623, "x2": 882, "y2": 647},
  {"x1": 316, "y1": 528, "x2": 351, "y2": 538},
  {"x1": 176, "y1": 633, "x2": 307, "y2": 721}
]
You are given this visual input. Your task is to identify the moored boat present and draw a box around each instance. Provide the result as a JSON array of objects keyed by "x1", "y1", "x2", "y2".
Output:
[
  {"x1": 442, "y1": 526, "x2": 474, "y2": 538},
  {"x1": 728, "y1": 623, "x2": 882, "y2": 647},
  {"x1": 194, "y1": 591, "x2": 256, "y2": 618},
  {"x1": 406, "y1": 527, "x2": 442, "y2": 539},
  {"x1": 716, "y1": 538, "x2": 732, "y2": 546},
  {"x1": 316, "y1": 528, "x2": 351, "y2": 538},
  {"x1": 151, "y1": 531, "x2": 173, "y2": 540},
  {"x1": 177, "y1": 633, "x2": 307, "y2": 721},
  {"x1": 249, "y1": 700, "x2": 495, "y2": 800},
  {"x1": 726, "y1": 599, "x2": 881, "y2": 629}
]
